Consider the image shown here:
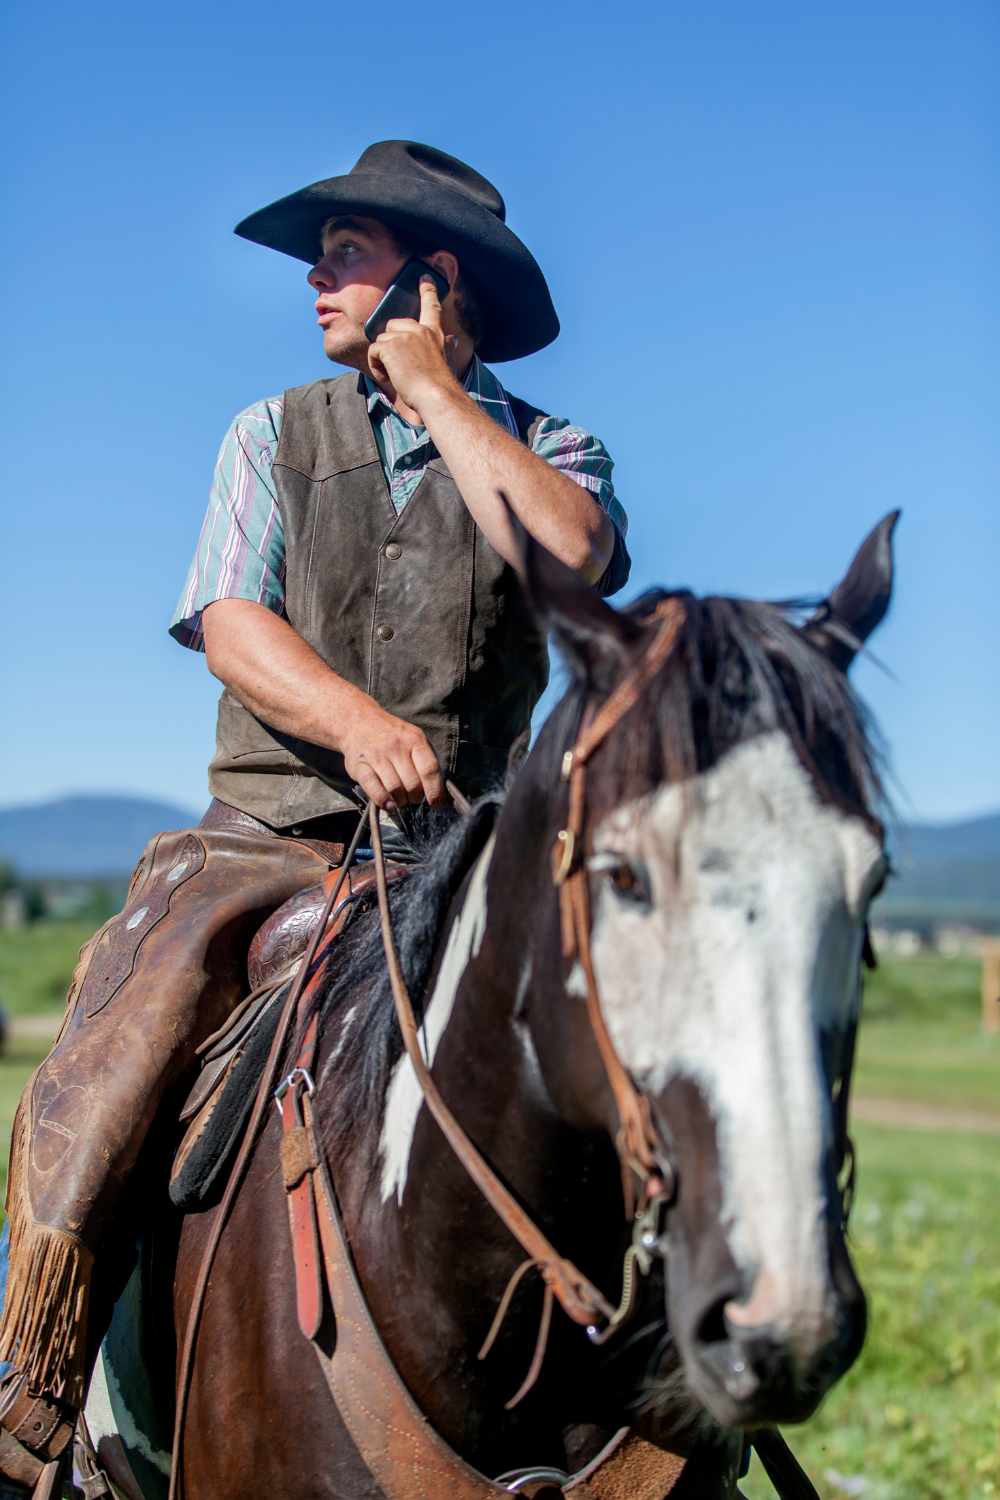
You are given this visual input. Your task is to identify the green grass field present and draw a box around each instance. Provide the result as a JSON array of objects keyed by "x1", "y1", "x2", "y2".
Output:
[
  {"x1": 742, "y1": 1123, "x2": 1000, "y2": 1500},
  {"x1": 0, "y1": 924, "x2": 996, "y2": 1498},
  {"x1": 855, "y1": 951, "x2": 1000, "y2": 1114},
  {"x1": 0, "y1": 921, "x2": 94, "y2": 1202}
]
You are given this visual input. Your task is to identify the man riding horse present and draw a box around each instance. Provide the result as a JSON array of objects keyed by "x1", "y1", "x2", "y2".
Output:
[{"x1": 0, "y1": 141, "x2": 630, "y2": 1488}]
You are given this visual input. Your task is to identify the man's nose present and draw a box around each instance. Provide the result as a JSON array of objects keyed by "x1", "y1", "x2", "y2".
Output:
[{"x1": 308, "y1": 260, "x2": 335, "y2": 292}]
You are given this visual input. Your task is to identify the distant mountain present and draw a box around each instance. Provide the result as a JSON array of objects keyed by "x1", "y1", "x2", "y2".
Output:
[
  {"x1": 899, "y1": 814, "x2": 1000, "y2": 864},
  {"x1": 1, "y1": 794, "x2": 998, "y2": 920},
  {"x1": 0, "y1": 796, "x2": 204, "y2": 878},
  {"x1": 880, "y1": 813, "x2": 1000, "y2": 924}
]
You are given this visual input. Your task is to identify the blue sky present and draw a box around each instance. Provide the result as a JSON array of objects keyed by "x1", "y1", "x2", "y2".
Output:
[{"x1": 1, "y1": 0, "x2": 996, "y2": 822}]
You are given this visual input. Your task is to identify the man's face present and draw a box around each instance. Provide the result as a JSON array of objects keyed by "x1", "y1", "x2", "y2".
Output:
[{"x1": 307, "y1": 217, "x2": 407, "y2": 369}]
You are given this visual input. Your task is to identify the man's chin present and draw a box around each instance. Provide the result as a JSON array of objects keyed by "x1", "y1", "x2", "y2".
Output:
[{"x1": 323, "y1": 331, "x2": 369, "y2": 371}]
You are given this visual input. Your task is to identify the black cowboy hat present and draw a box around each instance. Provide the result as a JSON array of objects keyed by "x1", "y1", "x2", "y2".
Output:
[{"x1": 234, "y1": 140, "x2": 559, "y2": 364}]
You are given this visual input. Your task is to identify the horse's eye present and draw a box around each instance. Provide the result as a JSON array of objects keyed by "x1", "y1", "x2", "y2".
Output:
[
  {"x1": 866, "y1": 856, "x2": 890, "y2": 906},
  {"x1": 597, "y1": 854, "x2": 652, "y2": 911}
]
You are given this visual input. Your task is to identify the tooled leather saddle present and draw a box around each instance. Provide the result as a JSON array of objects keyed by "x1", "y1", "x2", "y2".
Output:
[{"x1": 168, "y1": 859, "x2": 410, "y2": 1211}]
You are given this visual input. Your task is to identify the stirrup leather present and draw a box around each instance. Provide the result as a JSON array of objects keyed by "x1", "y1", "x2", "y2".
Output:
[{"x1": 0, "y1": 1372, "x2": 76, "y2": 1485}]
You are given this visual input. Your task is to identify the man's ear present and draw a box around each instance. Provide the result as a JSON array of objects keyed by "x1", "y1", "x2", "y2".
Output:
[
  {"x1": 803, "y1": 511, "x2": 899, "y2": 671},
  {"x1": 426, "y1": 249, "x2": 459, "y2": 299},
  {"x1": 513, "y1": 506, "x2": 641, "y2": 693}
]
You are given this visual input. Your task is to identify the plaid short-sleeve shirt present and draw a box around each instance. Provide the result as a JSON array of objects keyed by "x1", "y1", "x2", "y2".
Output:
[{"x1": 170, "y1": 357, "x2": 628, "y2": 651}]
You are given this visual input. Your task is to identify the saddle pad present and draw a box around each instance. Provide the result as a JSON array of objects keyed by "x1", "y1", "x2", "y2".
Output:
[
  {"x1": 178, "y1": 978, "x2": 291, "y2": 1124},
  {"x1": 169, "y1": 986, "x2": 286, "y2": 1211}
]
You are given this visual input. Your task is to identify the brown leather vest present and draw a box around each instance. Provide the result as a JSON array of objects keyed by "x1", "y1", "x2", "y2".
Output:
[{"x1": 207, "y1": 372, "x2": 549, "y2": 828}]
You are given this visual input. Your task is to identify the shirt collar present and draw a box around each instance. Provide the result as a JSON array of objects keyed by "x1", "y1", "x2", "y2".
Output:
[{"x1": 364, "y1": 355, "x2": 515, "y2": 434}]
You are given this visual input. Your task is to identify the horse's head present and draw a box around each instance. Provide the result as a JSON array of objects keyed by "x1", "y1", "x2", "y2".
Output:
[{"x1": 524, "y1": 515, "x2": 896, "y2": 1429}]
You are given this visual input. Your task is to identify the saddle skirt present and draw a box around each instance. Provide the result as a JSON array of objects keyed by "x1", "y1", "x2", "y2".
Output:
[{"x1": 169, "y1": 861, "x2": 409, "y2": 1211}]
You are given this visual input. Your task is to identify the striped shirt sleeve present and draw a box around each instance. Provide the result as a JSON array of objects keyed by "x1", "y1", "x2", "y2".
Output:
[
  {"x1": 529, "y1": 417, "x2": 627, "y2": 539},
  {"x1": 169, "y1": 397, "x2": 286, "y2": 652},
  {"x1": 529, "y1": 417, "x2": 630, "y2": 596},
  {"x1": 477, "y1": 359, "x2": 630, "y2": 595}
]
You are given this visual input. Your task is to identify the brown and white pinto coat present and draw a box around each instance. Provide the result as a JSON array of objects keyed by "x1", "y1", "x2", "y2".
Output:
[{"x1": 96, "y1": 516, "x2": 897, "y2": 1500}]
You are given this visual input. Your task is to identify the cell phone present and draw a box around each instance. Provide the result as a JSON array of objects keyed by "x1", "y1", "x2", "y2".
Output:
[{"x1": 363, "y1": 260, "x2": 451, "y2": 344}]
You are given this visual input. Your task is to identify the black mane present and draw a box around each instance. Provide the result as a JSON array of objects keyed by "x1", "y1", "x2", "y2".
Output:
[
  {"x1": 312, "y1": 799, "x2": 499, "y2": 1160},
  {"x1": 541, "y1": 588, "x2": 884, "y2": 830}
]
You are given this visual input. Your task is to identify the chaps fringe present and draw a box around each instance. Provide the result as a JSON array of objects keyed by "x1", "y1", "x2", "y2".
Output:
[{"x1": 0, "y1": 1098, "x2": 92, "y2": 1408}]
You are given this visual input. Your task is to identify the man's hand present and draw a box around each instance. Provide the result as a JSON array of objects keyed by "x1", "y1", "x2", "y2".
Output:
[
  {"x1": 367, "y1": 276, "x2": 460, "y2": 421},
  {"x1": 202, "y1": 599, "x2": 446, "y2": 812},
  {"x1": 339, "y1": 697, "x2": 445, "y2": 812},
  {"x1": 368, "y1": 277, "x2": 614, "y2": 585}
]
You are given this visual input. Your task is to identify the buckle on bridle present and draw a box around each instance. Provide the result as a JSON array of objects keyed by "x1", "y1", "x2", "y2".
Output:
[
  {"x1": 551, "y1": 829, "x2": 575, "y2": 887},
  {"x1": 273, "y1": 1066, "x2": 315, "y2": 1113}
]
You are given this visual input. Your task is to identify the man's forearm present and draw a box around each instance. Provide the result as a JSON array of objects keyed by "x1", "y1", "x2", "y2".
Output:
[
  {"x1": 201, "y1": 600, "x2": 446, "y2": 810},
  {"x1": 368, "y1": 278, "x2": 614, "y2": 583},
  {"x1": 419, "y1": 385, "x2": 614, "y2": 584},
  {"x1": 203, "y1": 599, "x2": 363, "y2": 751}
]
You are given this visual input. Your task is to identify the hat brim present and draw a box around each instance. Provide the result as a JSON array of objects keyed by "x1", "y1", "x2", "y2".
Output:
[{"x1": 234, "y1": 173, "x2": 559, "y2": 363}]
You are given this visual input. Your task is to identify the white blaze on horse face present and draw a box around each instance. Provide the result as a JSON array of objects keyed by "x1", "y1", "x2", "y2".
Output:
[
  {"x1": 379, "y1": 831, "x2": 497, "y2": 1205},
  {"x1": 589, "y1": 732, "x2": 884, "y2": 1353}
]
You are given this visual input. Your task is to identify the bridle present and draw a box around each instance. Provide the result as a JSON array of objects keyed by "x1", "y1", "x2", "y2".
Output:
[
  {"x1": 550, "y1": 596, "x2": 686, "y2": 1202},
  {"x1": 371, "y1": 596, "x2": 688, "y2": 1399},
  {"x1": 373, "y1": 584, "x2": 861, "y2": 1401}
]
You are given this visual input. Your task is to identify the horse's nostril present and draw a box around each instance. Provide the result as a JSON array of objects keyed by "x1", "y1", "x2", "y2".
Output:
[
  {"x1": 696, "y1": 1299, "x2": 728, "y2": 1347},
  {"x1": 696, "y1": 1288, "x2": 742, "y2": 1348},
  {"x1": 691, "y1": 1291, "x2": 767, "y2": 1402}
]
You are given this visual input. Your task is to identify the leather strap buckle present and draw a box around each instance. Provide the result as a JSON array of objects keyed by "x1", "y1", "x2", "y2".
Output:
[
  {"x1": 273, "y1": 1067, "x2": 315, "y2": 1114},
  {"x1": 550, "y1": 829, "x2": 575, "y2": 887}
]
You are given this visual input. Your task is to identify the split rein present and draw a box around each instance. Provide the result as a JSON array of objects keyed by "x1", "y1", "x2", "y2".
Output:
[{"x1": 372, "y1": 596, "x2": 687, "y2": 1406}]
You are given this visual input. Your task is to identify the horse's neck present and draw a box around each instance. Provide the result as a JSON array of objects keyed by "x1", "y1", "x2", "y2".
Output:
[
  {"x1": 324, "y1": 805, "x2": 646, "y2": 1465},
  {"x1": 340, "y1": 817, "x2": 565, "y2": 1301},
  {"x1": 363, "y1": 825, "x2": 539, "y2": 1219}
]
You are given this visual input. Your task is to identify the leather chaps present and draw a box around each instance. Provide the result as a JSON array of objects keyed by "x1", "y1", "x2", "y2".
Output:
[{"x1": 0, "y1": 801, "x2": 342, "y2": 1411}]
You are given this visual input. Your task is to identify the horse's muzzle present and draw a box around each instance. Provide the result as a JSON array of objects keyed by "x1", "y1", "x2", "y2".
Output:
[{"x1": 675, "y1": 1257, "x2": 866, "y2": 1426}]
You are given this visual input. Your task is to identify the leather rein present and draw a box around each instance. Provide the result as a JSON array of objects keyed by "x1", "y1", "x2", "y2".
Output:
[{"x1": 370, "y1": 596, "x2": 688, "y2": 1379}]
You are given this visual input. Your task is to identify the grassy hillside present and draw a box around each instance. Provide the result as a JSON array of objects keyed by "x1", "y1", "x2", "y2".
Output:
[{"x1": 0, "y1": 920, "x2": 95, "y2": 1017}]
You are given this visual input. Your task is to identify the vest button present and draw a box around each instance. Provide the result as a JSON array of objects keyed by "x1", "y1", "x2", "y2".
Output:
[
  {"x1": 384, "y1": 542, "x2": 402, "y2": 559},
  {"x1": 376, "y1": 624, "x2": 394, "y2": 641}
]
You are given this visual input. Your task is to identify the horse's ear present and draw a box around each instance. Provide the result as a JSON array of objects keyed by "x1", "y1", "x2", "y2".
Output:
[
  {"x1": 803, "y1": 511, "x2": 899, "y2": 672},
  {"x1": 513, "y1": 508, "x2": 641, "y2": 690}
]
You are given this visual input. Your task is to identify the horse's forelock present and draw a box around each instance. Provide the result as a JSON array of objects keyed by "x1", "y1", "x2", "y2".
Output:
[{"x1": 554, "y1": 590, "x2": 883, "y2": 831}]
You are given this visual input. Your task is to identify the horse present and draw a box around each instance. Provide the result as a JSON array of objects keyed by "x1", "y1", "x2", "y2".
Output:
[{"x1": 90, "y1": 514, "x2": 896, "y2": 1500}]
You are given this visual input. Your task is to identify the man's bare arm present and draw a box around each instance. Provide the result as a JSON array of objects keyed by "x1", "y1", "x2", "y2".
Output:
[
  {"x1": 368, "y1": 280, "x2": 615, "y2": 584},
  {"x1": 201, "y1": 599, "x2": 445, "y2": 811}
]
